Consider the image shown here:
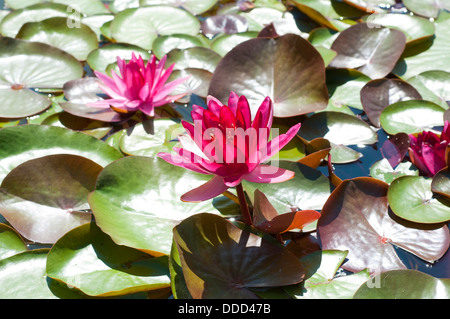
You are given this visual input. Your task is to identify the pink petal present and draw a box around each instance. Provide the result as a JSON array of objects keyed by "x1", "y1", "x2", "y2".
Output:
[
  {"x1": 157, "y1": 151, "x2": 211, "y2": 175},
  {"x1": 237, "y1": 95, "x2": 251, "y2": 129},
  {"x1": 227, "y1": 91, "x2": 239, "y2": 114},
  {"x1": 261, "y1": 123, "x2": 301, "y2": 162},
  {"x1": 244, "y1": 165, "x2": 295, "y2": 183},
  {"x1": 180, "y1": 175, "x2": 229, "y2": 202}
]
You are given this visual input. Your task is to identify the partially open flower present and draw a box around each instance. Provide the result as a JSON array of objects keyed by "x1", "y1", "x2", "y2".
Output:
[
  {"x1": 89, "y1": 53, "x2": 187, "y2": 117},
  {"x1": 158, "y1": 92, "x2": 301, "y2": 202},
  {"x1": 408, "y1": 121, "x2": 450, "y2": 177}
]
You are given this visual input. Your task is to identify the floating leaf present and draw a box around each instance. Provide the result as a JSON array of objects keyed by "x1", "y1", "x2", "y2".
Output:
[
  {"x1": 379, "y1": 100, "x2": 444, "y2": 135},
  {"x1": 0, "y1": 3, "x2": 72, "y2": 37},
  {"x1": 329, "y1": 23, "x2": 406, "y2": 79},
  {"x1": 46, "y1": 222, "x2": 170, "y2": 297},
  {"x1": 86, "y1": 42, "x2": 151, "y2": 73},
  {"x1": 210, "y1": 31, "x2": 258, "y2": 56},
  {"x1": 361, "y1": 78, "x2": 422, "y2": 127},
  {"x1": 354, "y1": 269, "x2": 450, "y2": 299},
  {"x1": 403, "y1": 0, "x2": 450, "y2": 18},
  {"x1": 0, "y1": 154, "x2": 102, "y2": 243},
  {"x1": 110, "y1": 5, "x2": 200, "y2": 50},
  {"x1": 0, "y1": 249, "x2": 57, "y2": 299},
  {"x1": 407, "y1": 70, "x2": 450, "y2": 110},
  {"x1": 209, "y1": 34, "x2": 329, "y2": 118},
  {"x1": 166, "y1": 47, "x2": 222, "y2": 73},
  {"x1": 16, "y1": 17, "x2": 99, "y2": 61},
  {"x1": 0, "y1": 125, "x2": 123, "y2": 182},
  {"x1": 139, "y1": 0, "x2": 218, "y2": 15},
  {"x1": 318, "y1": 177, "x2": 450, "y2": 273},
  {"x1": 151, "y1": 34, "x2": 205, "y2": 60},
  {"x1": 285, "y1": 250, "x2": 371, "y2": 299},
  {"x1": 88, "y1": 156, "x2": 223, "y2": 256},
  {"x1": 173, "y1": 213, "x2": 305, "y2": 299},
  {"x1": 388, "y1": 175, "x2": 450, "y2": 224},
  {"x1": 370, "y1": 158, "x2": 418, "y2": 184},
  {"x1": 431, "y1": 166, "x2": 450, "y2": 198},
  {"x1": 0, "y1": 224, "x2": 27, "y2": 261},
  {"x1": 201, "y1": 14, "x2": 248, "y2": 37},
  {"x1": 243, "y1": 161, "x2": 331, "y2": 213},
  {"x1": 394, "y1": 11, "x2": 450, "y2": 79}
]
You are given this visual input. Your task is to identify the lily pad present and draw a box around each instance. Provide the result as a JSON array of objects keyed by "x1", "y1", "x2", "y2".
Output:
[
  {"x1": 0, "y1": 224, "x2": 27, "y2": 261},
  {"x1": 86, "y1": 42, "x2": 151, "y2": 73},
  {"x1": 166, "y1": 47, "x2": 222, "y2": 73},
  {"x1": 208, "y1": 33, "x2": 329, "y2": 118},
  {"x1": 88, "y1": 156, "x2": 223, "y2": 256},
  {"x1": 16, "y1": 17, "x2": 99, "y2": 61},
  {"x1": 172, "y1": 213, "x2": 305, "y2": 299},
  {"x1": 46, "y1": 222, "x2": 171, "y2": 297},
  {"x1": 0, "y1": 124, "x2": 123, "y2": 182},
  {"x1": 403, "y1": 0, "x2": 450, "y2": 18},
  {"x1": 151, "y1": 34, "x2": 205, "y2": 60},
  {"x1": 407, "y1": 70, "x2": 450, "y2": 110},
  {"x1": 388, "y1": 175, "x2": 450, "y2": 224},
  {"x1": 0, "y1": 3, "x2": 72, "y2": 37},
  {"x1": 110, "y1": 5, "x2": 201, "y2": 50},
  {"x1": 329, "y1": 23, "x2": 406, "y2": 79},
  {"x1": 285, "y1": 250, "x2": 371, "y2": 299},
  {"x1": 210, "y1": 31, "x2": 258, "y2": 56},
  {"x1": 0, "y1": 154, "x2": 102, "y2": 243},
  {"x1": 139, "y1": 0, "x2": 218, "y2": 15},
  {"x1": 361, "y1": 78, "x2": 423, "y2": 127},
  {"x1": 431, "y1": 166, "x2": 450, "y2": 198},
  {"x1": 379, "y1": 100, "x2": 444, "y2": 135},
  {"x1": 0, "y1": 249, "x2": 57, "y2": 299},
  {"x1": 370, "y1": 158, "x2": 418, "y2": 184},
  {"x1": 393, "y1": 11, "x2": 450, "y2": 79},
  {"x1": 242, "y1": 161, "x2": 331, "y2": 213},
  {"x1": 119, "y1": 119, "x2": 182, "y2": 156},
  {"x1": 0, "y1": 37, "x2": 83, "y2": 89},
  {"x1": 318, "y1": 177, "x2": 450, "y2": 273},
  {"x1": 354, "y1": 269, "x2": 450, "y2": 299},
  {"x1": 201, "y1": 14, "x2": 248, "y2": 37}
]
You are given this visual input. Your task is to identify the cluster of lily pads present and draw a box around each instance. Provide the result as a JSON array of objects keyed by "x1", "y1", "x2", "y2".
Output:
[{"x1": 0, "y1": 0, "x2": 449, "y2": 299}]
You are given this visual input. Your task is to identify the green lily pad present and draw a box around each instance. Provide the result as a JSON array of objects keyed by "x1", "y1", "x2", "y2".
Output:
[
  {"x1": 209, "y1": 33, "x2": 329, "y2": 118},
  {"x1": 407, "y1": 70, "x2": 450, "y2": 110},
  {"x1": 354, "y1": 269, "x2": 450, "y2": 299},
  {"x1": 86, "y1": 42, "x2": 151, "y2": 73},
  {"x1": 16, "y1": 17, "x2": 98, "y2": 61},
  {"x1": 361, "y1": 78, "x2": 423, "y2": 127},
  {"x1": 139, "y1": 0, "x2": 218, "y2": 15},
  {"x1": 0, "y1": 124, "x2": 123, "y2": 182},
  {"x1": 379, "y1": 100, "x2": 444, "y2": 135},
  {"x1": 318, "y1": 177, "x2": 450, "y2": 273},
  {"x1": 152, "y1": 34, "x2": 205, "y2": 60},
  {"x1": 46, "y1": 222, "x2": 171, "y2": 297},
  {"x1": 285, "y1": 250, "x2": 371, "y2": 299},
  {"x1": 119, "y1": 119, "x2": 182, "y2": 156},
  {"x1": 243, "y1": 161, "x2": 331, "y2": 213},
  {"x1": 299, "y1": 111, "x2": 377, "y2": 163},
  {"x1": 388, "y1": 175, "x2": 450, "y2": 224},
  {"x1": 0, "y1": 88, "x2": 51, "y2": 119},
  {"x1": 172, "y1": 213, "x2": 305, "y2": 299},
  {"x1": 0, "y1": 37, "x2": 83, "y2": 89},
  {"x1": 403, "y1": 0, "x2": 450, "y2": 18},
  {"x1": 394, "y1": 11, "x2": 450, "y2": 79},
  {"x1": 290, "y1": 0, "x2": 364, "y2": 31},
  {"x1": 51, "y1": 0, "x2": 110, "y2": 16},
  {"x1": 210, "y1": 31, "x2": 258, "y2": 56},
  {"x1": 329, "y1": 23, "x2": 406, "y2": 79},
  {"x1": 326, "y1": 69, "x2": 371, "y2": 112},
  {"x1": 370, "y1": 158, "x2": 418, "y2": 184},
  {"x1": 0, "y1": 154, "x2": 102, "y2": 243},
  {"x1": 361, "y1": 12, "x2": 435, "y2": 48},
  {"x1": 167, "y1": 68, "x2": 213, "y2": 103},
  {"x1": 88, "y1": 156, "x2": 223, "y2": 256},
  {"x1": 0, "y1": 224, "x2": 27, "y2": 261},
  {"x1": 0, "y1": 249, "x2": 57, "y2": 299},
  {"x1": 0, "y1": 3, "x2": 72, "y2": 37},
  {"x1": 110, "y1": 5, "x2": 200, "y2": 50},
  {"x1": 166, "y1": 47, "x2": 222, "y2": 73}
]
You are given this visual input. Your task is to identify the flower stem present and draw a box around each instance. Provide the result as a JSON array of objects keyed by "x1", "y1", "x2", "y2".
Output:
[{"x1": 235, "y1": 183, "x2": 252, "y2": 226}]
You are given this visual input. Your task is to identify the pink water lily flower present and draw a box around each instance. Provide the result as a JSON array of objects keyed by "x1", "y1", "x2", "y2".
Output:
[
  {"x1": 157, "y1": 92, "x2": 301, "y2": 202},
  {"x1": 409, "y1": 121, "x2": 450, "y2": 177},
  {"x1": 89, "y1": 53, "x2": 187, "y2": 117}
]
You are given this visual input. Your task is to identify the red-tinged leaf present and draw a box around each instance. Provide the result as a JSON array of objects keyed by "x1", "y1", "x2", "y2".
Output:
[{"x1": 257, "y1": 210, "x2": 321, "y2": 234}]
